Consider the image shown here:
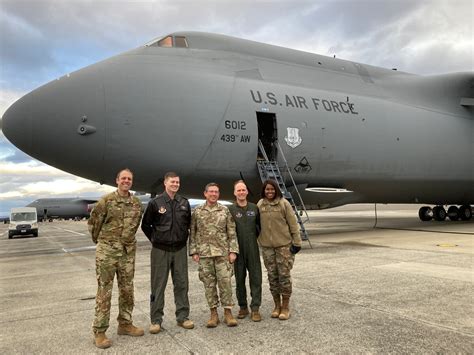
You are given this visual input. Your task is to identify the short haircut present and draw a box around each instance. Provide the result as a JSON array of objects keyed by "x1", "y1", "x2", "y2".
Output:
[
  {"x1": 233, "y1": 179, "x2": 247, "y2": 188},
  {"x1": 261, "y1": 179, "x2": 282, "y2": 199},
  {"x1": 116, "y1": 168, "x2": 133, "y2": 179},
  {"x1": 164, "y1": 171, "x2": 179, "y2": 181},
  {"x1": 205, "y1": 182, "x2": 219, "y2": 192}
]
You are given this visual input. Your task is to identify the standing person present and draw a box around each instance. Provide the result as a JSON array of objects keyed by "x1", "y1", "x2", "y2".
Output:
[
  {"x1": 257, "y1": 179, "x2": 302, "y2": 321},
  {"x1": 88, "y1": 168, "x2": 144, "y2": 349},
  {"x1": 141, "y1": 172, "x2": 194, "y2": 334},
  {"x1": 190, "y1": 183, "x2": 239, "y2": 328},
  {"x1": 228, "y1": 180, "x2": 262, "y2": 322}
]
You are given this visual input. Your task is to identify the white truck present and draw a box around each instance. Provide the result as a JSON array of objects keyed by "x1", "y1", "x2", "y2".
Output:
[{"x1": 8, "y1": 207, "x2": 38, "y2": 239}]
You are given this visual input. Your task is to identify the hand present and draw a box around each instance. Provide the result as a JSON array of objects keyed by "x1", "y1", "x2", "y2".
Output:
[
  {"x1": 228, "y1": 252, "x2": 237, "y2": 264},
  {"x1": 192, "y1": 254, "x2": 200, "y2": 263},
  {"x1": 289, "y1": 245, "x2": 301, "y2": 254}
]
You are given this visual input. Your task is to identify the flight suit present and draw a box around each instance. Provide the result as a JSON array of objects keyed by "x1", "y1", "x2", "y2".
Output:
[
  {"x1": 88, "y1": 191, "x2": 143, "y2": 334},
  {"x1": 228, "y1": 202, "x2": 262, "y2": 311}
]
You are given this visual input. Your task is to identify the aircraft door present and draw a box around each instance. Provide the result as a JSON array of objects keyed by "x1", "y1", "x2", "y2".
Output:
[{"x1": 257, "y1": 112, "x2": 278, "y2": 161}]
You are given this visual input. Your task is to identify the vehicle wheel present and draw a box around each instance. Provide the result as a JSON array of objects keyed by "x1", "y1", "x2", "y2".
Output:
[
  {"x1": 459, "y1": 205, "x2": 472, "y2": 221},
  {"x1": 418, "y1": 206, "x2": 432, "y2": 221},
  {"x1": 433, "y1": 206, "x2": 446, "y2": 221},
  {"x1": 447, "y1": 206, "x2": 459, "y2": 221},
  {"x1": 33, "y1": 232, "x2": 38, "y2": 237},
  {"x1": 8, "y1": 232, "x2": 14, "y2": 239}
]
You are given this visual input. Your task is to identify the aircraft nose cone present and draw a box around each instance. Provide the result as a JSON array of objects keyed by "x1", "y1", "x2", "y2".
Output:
[
  {"x1": 3, "y1": 65, "x2": 106, "y2": 182},
  {"x1": 3, "y1": 94, "x2": 33, "y2": 154}
]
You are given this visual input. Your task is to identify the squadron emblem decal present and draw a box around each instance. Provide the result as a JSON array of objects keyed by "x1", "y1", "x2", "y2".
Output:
[{"x1": 284, "y1": 127, "x2": 302, "y2": 148}]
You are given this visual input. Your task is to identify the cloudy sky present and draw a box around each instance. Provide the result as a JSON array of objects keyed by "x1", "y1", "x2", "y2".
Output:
[{"x1": 0, "y1": 0, "x2": 472, "y2": 214}]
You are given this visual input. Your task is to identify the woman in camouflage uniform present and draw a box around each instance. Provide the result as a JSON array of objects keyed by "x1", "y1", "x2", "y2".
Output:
[{"x1": 257, "y1": 179, "x2": 302, "y2": 320}]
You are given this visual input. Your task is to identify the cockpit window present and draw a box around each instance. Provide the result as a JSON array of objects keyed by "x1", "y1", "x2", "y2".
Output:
[
  {"x1": 157, "y1": 36, "x2": 173, "y2": 48},
  {"x1": 153, "y1": 35, "x2": 189, "y2": 48},
  {"x1": 175, "y1": 36, "x2": 188, "y2": 48}
]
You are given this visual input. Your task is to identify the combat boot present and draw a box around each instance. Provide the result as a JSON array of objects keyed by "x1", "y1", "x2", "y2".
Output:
[
  {"x1": 279, "y1": 295, "x2": 291, "y2": 320},
  {"x1": 94, "y1": 332, "x2": 112, "y2": 349},
  {"x1": 251, "y1": 309, "x2": 262, "y2": 322},
  {"x1": 207, "y1": 307, "x2": 219, "y2": 328},
  {"x1": 149, "y1": 323, "x2": 161, "y2": 334},
  {"x1": 271, "y1": 294, "x2": 281, "y2": 318},
  {"x1": 223, "y1": 308, "x2": 238, "y2": 327},
  {"x1": 237, "y1": 307, "x2": 249, "y2": 319},
  {"x1": 117, "y1": 323, "x2": 145, "y2": 336}
]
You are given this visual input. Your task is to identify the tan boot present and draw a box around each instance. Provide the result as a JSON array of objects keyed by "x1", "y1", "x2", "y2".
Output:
[
  {"x1": 223, "y1": 308, "x2": 238, "y2": 327},
  {"x1": 117, "y1": 323, "x2": 145, "y2": 336},
  {"x1": 251, "y1": 309, "x2": 262, "y2": 322},
  {"x1": 279, "y1": 295, "x2": 290, "y2": 320},
  {"x1": 206, "y1": 307, "x2": 219, "y2": 328},
  {"x1": 237, "y1": 307, "x2": 249, "y2": 319},
  {"x1": 271, "y1": 294, "x2": 281, "y2": 318},
  {"x1": 177, "y1": 319, "x2": 194, "y2": 329},
  {"x1": 94, "y1": 332, "x2": 112, "y2": 349},
  {"x1": 149, "y1": 323, "x2": 161, "y2": 334}
]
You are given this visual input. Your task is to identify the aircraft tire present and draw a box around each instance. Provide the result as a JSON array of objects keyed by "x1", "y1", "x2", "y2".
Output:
[
  {"x1": 459, "y1": 205, "x2": 472, "y2": 221},
  {"x1": 447, "y1": 206, "x2": 459, "y2": 221},
  {"x1": 433, "y1": 206, "x2": 446, "y2": 221},
  {"x1": 418, "y1": 206, "x2": 432, "y2": 221}
]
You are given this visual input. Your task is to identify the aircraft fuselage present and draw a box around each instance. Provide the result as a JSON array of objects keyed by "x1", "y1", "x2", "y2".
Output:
[{"x1": 3, "y1": 32, "x2": 473, "y2": 209}]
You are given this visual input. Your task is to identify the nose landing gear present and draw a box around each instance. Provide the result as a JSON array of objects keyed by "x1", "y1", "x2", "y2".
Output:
[{"x1": 418, "y1": 205, "x2": 472, "y2": 222}]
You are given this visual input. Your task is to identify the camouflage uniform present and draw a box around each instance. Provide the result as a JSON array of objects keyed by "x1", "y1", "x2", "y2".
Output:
[
  {"x1": 88, "y1": 191, "x2": 143, "y2": 334},
  {"x1": 257, "y1": 197, "x2": 301, "y2": 297},
  {"x1": 260, "y1": 246, "x2": 294, "y2": 296},
  {"x1": 190, "y1": 203, "x2": 239, "y2": 308}
]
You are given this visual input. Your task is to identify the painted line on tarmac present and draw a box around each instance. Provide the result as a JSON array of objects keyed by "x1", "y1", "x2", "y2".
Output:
[
  {"x1": 376, "y1": 227, "x2": 474, "y2": 235},
  {"x1": 51, "y1": 226, "x2": 86, "y2": 236},
  {"x1": 62, "y1": 245, "x2": 96, "y2": 253}
]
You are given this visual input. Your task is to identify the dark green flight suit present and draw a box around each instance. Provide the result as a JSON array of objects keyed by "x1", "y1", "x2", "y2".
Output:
[{"x1": 228, "y1": 202, "x2": 262, "y2": 311}]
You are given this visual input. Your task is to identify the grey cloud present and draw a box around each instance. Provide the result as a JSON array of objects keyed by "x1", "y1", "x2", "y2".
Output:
[{"x1": 0, "y1": 133, "x2": 33, "y2": 163}]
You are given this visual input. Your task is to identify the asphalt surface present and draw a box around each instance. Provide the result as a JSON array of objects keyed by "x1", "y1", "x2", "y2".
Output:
[{"x1": 0, "y1": 204, "x2": 472, "y2": 354}]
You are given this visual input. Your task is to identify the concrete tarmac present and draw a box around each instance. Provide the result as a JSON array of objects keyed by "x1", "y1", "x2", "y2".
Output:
[{"x1": 0, "y1": 204, "x2": 472, "y2": 354}]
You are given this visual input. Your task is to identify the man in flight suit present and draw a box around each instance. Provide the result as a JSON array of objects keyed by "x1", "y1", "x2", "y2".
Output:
[
  {"x1": 88, "y1": 168, "x2": 144, "y2": 349},
  {"x1": 141, "y1": 172, "x2": 194, "y2": 333},
  {"x1": 228, "y1": 180, "x2": 262, "y2": 321}
]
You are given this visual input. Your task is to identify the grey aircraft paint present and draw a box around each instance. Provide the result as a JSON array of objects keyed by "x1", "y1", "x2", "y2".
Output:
[
  {"x1": 2, "y1": 32, "x2": 473, "y2": 219},
  {"x1": 27, "y1": 198, "x2": 98, "y2": 220}
]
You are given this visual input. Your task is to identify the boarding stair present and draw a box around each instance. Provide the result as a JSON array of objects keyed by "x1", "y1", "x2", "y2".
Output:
[{"x1": 257, "y1": 140, "x2": 312, "y2": 247}]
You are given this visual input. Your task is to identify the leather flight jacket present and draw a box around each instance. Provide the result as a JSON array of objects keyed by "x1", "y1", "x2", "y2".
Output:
[{"x1": 141, "y1": 192, "x2": 191, "y2": 251}]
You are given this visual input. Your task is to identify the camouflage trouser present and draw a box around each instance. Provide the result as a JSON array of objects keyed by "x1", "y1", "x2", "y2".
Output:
[
  {"x1": 92, "y1": 243, "x2": 136, "y2": 333},
  {"x1": 198, "y1": 256, "x2": 234, "y2": 308},
  {"x1": 261, "y1": 244, "x2": 295, "y2": 297}
]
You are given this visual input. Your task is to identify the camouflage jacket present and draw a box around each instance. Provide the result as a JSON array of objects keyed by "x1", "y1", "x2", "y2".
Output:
[
  {"x1": 189, "y1": 203, "x2": 239, "y2": 257},
  {"x1": 88, "y1": 191, "x2": 143, "y2": 252}
]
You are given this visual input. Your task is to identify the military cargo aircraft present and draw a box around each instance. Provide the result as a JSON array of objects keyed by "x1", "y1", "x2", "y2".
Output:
[
  {"x1": 2, "y1": 32, "x2": 473, "y2": 222},
  {"x1": 27, "y1": 198, "x2": 98, "y2": 221}
]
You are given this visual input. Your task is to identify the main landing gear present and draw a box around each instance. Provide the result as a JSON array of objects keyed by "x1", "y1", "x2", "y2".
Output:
[{"x1": 418, "y1": 205, "x2": 472, "y2": 221}]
